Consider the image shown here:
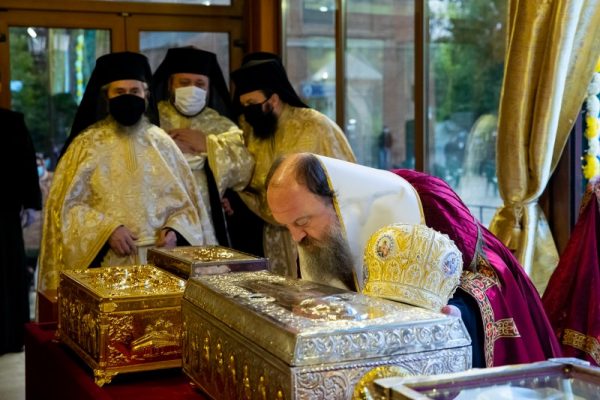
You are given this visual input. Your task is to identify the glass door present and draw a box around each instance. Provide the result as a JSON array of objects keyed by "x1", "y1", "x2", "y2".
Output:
[
  {"x1": 125, "y1": 14, "x2": 243, "y2": 82},
  {"x1": 1, "y1": 10, "x2": 244, "y2": 163},
  {"x1": 0, "y1": 10, "x2": 123, "y2": 165}
]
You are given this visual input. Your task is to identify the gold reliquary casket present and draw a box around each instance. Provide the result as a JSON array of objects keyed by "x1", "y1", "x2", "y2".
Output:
[
  {"x1": 374, "y1": 358, "x2": 600, "y2": 399},
  {"x1": 147, "y1": 245, "x2": 268, "y2": 279},
  {"x1": 57, "y1": 265, "x2": 186, "y2": 386},
  {"x1": 181, "y1": 271, "x2": 472, "y2": 400}
]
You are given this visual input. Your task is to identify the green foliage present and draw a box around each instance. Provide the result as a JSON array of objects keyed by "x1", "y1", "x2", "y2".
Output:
[
  {"x1": 430, "y1": 0, "x2": 505, "y2": 122},
  {"x1": 9, "y1": 28, "x2": 91, "y2": 157},
  {"x1": 10, "y1": 29, "x2": 51, "y2": 154}
]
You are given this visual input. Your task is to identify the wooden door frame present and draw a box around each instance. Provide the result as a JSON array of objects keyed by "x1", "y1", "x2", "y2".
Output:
[
  {"x1": 0, "y1": 0, "x2": 244, "y2": 17},
  {"x1": 124, "y1": 14, "x2": 244, "y2": 69},
  {"x1": 0, "y1": 1, "x2": 246, "y2": 107}
]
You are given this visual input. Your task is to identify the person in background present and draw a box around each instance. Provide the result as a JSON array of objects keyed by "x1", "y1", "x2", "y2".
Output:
[
  {"x1": 543, "y1": 178, "x2": 600, "y2": 366},
  {"x1": 36, "y1": 154, "x2": 53, "y2": 201},
  {"x1": 38, "y1": 51, "x2": 215, "y2": 293},
  {"x1": 151, "y1": 46, "x2": 263, "y2": 255},
  {"x1": 0, "y1": 91, "x2": 42, "y2": 353},
  {"x1": 206, "y1": 53, "x2": 356, "y2": 277},
  {"x1": 21, "y1": 154, "x2": 54, "y2": 292},
  {"x1": 266, "y1": 153, "x2": 561, "y2": 368}
]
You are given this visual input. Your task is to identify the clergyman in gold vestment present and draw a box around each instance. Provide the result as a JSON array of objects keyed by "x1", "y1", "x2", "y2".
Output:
[
  {"x1": 38, "y1": 52, "x2": 215, "y2": 292},
  {"x1": 207, "y1": 54, "x2": 356, "y2": 277},
  {"x1": 151, "y1": 47, "x2": 262, "y2": 255}
]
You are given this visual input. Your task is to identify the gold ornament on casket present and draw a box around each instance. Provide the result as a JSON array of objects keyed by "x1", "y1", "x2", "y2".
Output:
[
  {"x1": 57, "y1": 265, "x2": 186, "y2": 386},
  {"x1": 147, "y1": 245, "x2": 268, "y2": 279}
]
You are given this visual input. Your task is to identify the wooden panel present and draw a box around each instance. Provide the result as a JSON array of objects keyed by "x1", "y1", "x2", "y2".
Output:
[
  {"x1": 0, "y1": 0, "x2": 243, "y2": 17},
  {"x1": 125, "y1": 13, "x2": 243, "y2": 69},
  {"x1": 244, "y1": 0, "x2": 280, "y2": 55}
]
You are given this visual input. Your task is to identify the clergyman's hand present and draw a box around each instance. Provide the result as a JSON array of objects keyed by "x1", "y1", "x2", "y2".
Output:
[
  {"x1": 441, "y1": 305, "x2": 461, "y2": 318},
  {"x1": 221, "y1": 197, "x2": 234, "y2": 216},
  {"x1": 169, "y1": 128, "x2": 207, "y2": 154},
  {"x1": 108, "y1": 225, "x2": 138, "y2": 256},
  {"x1": 20, "y1": 208, "x2": 38, "y2": 228},
  {"x1": 156, "y1": 228, "x2": 177, "y2": 248}
]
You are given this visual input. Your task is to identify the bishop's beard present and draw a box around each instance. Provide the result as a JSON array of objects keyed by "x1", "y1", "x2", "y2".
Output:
[
  {"x1": 299, "y1": 221, "x2": 356, "y2": 291},
  {"x1": 243, "y1": 104, "x2": 278, "y2": 140},
  {"x1": 117, "y1": 114, "x2": 149, "y2": 135}
]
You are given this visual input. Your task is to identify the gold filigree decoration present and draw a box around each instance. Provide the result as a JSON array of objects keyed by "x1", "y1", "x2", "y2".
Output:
[
  {"x1": 243, "y1": 365, "x2": 252, "y2": 399},
  {"x1": 131, "y1": 319, "x2": 181, "y2": 360},
  {"x1": 169, "y1": 246, "x2": 238, "y2": 261},
  {"x1": 352, "y1": 365, "x2": 411, "y2": 400},
  {"x1": 63, "y1": 265, "x2": 185, "y2": 298},
  {"x1": 363, "y1": 224, "x2": 463, "y2": 311},
  {"x1": 94, "y1": 369, "x2": 119, "y2": 387},
  {"x1": 563, "y1": 329, "x2": 600, "y2": 365},
  {"x1": 258, "y1": 375, "x2": 267, "y2": 400},
  {"x1": 229, "y1": 355, "x2": 237, "y2": 385},
  {"x1": 460, "y1": 264, "x2": 519, "y2": 367},
  {"x1": 495, "y1": 318, "x2": 520, "y2": 339}
]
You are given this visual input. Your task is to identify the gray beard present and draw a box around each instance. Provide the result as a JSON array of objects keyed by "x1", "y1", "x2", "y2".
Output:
[
  {"x1": 117, "y1": 115, "x2": 148, "y2": 134},
  {"x1": 300, "y1": 222, "x2": 356, "y2": 291}
]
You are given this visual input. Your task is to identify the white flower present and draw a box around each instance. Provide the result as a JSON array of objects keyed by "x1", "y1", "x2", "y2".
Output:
[
  {"x1": 588, "y1": 138, "x2": 600, "y2": 156},
  {"x1": 587, "y1": 95, "x2": 600, "y2": 117},
  {"x1": 588, "y1": 73, "x2": 600, "y2": 96}
]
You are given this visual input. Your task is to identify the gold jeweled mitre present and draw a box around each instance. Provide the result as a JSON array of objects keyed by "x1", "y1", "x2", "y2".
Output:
[{"x1": 362, "y1": 224, "x2": 463, "y2": 311}]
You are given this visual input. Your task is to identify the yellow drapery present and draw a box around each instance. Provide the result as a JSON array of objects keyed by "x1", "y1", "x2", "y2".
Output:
[{"x1": 490, "y1": 0, "x2": 600, "y2": 293}]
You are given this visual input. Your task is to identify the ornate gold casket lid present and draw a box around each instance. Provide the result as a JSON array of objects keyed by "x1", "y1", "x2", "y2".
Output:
[
  {"x1": 148, "y1": 246, "x2": 268, "y2": 278},
  {"x1": 60, "y1": 265, "x2": 185, "y2": 299},
  {"x1": 183, "y1": 271, "x2": 471, "y2": 367}
]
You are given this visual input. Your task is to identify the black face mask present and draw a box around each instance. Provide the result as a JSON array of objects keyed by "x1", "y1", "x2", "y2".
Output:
[
  {"x1": 108, "y1": 94, "x2": 146, "y2": 126},
  {"x1": 243, "y1": 101, "x2": 278, "y2": 140}
]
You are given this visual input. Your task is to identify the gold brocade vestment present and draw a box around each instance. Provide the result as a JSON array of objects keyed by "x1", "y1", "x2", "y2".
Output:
[
  {"x1": 38, "y1": 117, "x2": 215, "y2": 291},
  {"x1": 158, "y1": 101, "x2": 244, "y2": 227},
  {"x1": 207, "y1": 104, "x2": 356, "y2": 277}
]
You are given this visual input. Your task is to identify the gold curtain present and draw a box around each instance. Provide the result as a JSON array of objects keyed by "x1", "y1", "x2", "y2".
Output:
[{"x1": 489, "y1": 0, "x2": 600, "y2": 293}]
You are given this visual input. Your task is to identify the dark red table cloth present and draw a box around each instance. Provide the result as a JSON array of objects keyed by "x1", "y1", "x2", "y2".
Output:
[{"x1": 25, "y1": 322, "x2": 208, "y2": 400}]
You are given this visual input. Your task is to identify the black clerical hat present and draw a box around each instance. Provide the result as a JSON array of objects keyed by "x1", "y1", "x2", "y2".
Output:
[
  {"x1": 241, "y1": 51, "x2": 283, "y2": 66},
  {"x1": 155, "y1": 47, "x2": 215, "y2": 76},
  {"x1": 94, "y1": 52, "x2": 152, "y2": 86},
  {"x1": 61, "y1": 52, "x2": 158, "y2": 158},
  {"x1": 150, "y1": 46, "x2": 233, "y2": 119},
  {"x1": 231, "y1": 57, "x2": 308, "y2": 109}
]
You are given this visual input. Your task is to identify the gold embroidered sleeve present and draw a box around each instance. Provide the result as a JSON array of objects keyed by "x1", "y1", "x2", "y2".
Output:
[{"x1": 206, "y1": 128, "x2": 255, "y2": 197}]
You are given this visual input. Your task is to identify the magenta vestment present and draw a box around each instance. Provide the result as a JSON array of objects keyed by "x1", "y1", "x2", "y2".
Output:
[
  {"x1": 395, "y1": 169, "x2": 561, "y2": 367},
  {"x1": 543, "y1": 180, "x2": 600, "y2": 366}
]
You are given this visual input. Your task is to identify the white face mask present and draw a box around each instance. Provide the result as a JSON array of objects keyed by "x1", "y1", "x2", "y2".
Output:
[{"x1": 173, "y1": 85, "x2": 207, "y2": 116}]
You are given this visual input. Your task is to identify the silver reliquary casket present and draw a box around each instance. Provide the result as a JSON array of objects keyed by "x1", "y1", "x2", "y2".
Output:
[
  {"x1": 57, "y1": 265, "x2": 186, "y2": 386},
  {"x1": 147, "y1": 245, "x2": 268, "y2": 279},
  {"x1": 181, "y1": 271, "x2": 472, "y2": 400}
]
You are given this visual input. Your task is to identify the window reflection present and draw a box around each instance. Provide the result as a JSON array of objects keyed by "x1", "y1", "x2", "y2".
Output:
[
  {"x1": 287, "y1": 0, "x2": 505, "y2": 225},
  {"x1": 139, "y1": 31, "x2": 230, "y2": 85},
  {"x1": 9, "y1": 27, "x2": 110, "y2": 169},
  {"x1": 284, "y1": 0, "x2": 336, "y2": 121},
  {"x1": 346, "y1": 0, "x2": 414, "y2": 169},
  {"x1": 428, "y1": 0, "x2": 505, "y2": 225}
]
